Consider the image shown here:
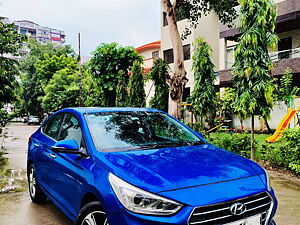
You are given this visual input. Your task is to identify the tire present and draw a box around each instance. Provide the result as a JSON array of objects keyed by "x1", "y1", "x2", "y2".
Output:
[
  {"x1": 75, "y1": 202, "x2": 109, "y2": 225},
  {"x1": 28, "y1": 165, "x2": 47, "y2": 203}
]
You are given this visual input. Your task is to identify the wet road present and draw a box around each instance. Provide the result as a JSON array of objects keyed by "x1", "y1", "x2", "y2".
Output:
[{"x1": 0, "y1": 123, "x2": 299, "y2": 225}]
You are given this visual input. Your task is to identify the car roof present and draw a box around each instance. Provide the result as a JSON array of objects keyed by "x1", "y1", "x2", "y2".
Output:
[{"x1": 56, "y1": 107, "x2": 162, "y2": 116}]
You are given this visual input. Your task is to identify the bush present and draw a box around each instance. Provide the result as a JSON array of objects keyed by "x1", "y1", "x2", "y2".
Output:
[
  {"x1": 279, "y1": 128, "x2": 300, "y2": 174},
  {"x1": 209, "y1": 134, "x2": 253, "y2": 158}
]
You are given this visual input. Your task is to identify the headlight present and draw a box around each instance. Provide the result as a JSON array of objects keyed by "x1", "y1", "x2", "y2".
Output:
[
  {"x1": 109, "y1": 173, "x2": 183, "y2": 216},
  {"x1": 263, "y1": 169, "x2": 272, "y2": 192}
]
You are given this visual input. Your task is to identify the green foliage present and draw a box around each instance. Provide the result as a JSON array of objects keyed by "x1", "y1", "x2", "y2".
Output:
[
  {"x1": 189, "y1": 38, "x2": 217, "y2": 122},
  {"x1": 233, "y1": 0, "x2": 278, "y2": 119},
  {"x1": 19, "y1": 38, "x2": 75, "y2": 116},
  {"x1": 279, "y1": 128, "x2": 300, "y2": 174},
  {"x1": 42, "y1": 66, "x2": 79, "y2": 112},
  {"x1": 210, "y1": 134, "x2": 254, "y2": 158},
  {"x1": 0, "y1": 18, "x2": 27, "y2": 105},
  {"x1": 116, "y1": 71, "x2": 129, "y2": 107},
  {"x1": 219, "y1": 88, "x2": 235, "y2": 118},
  {"x1": 148, "y1": 58, "x2": 170, "y2": 112},
  {"x1": 128, "y1": 61, "x2": 146, "y2": 107},
  {"x1": 276, "y1": 68, "x2": 300, "y2": 107},
  {"x1": 35, "y1": 54, "x2": 78, "y2": 85},
  {"x1": 89, "y1": 43, "x2": 142, "y2": 106},
  {"x1": 176, "y1": 0, "x2": 238, "y2": 39},
  {"x1": 82, "y1": 67, "x2": 103, "y2": 107}
]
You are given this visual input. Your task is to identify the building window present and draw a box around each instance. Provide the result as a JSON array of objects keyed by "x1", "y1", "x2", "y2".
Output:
[
  {"x1": 226, "y1": 46, "x2": 235, "y2": 69},
  {"x1": 182, "y1": 87, "x2": 190, "y2": 103},
  {"x1": 152, "y1": 51, "x2": 159, "y2": 59},
  {"x1": 163, "y1": 49, "x2": 174, "y2": 64},
  {"x1": 163, "y1": 13, "x2": 168, "y2": 26},
  {"x1": 163, "y1": 45, "x2": 190, "y2": 64},
  {"x1": 278, "y1": 37, "x2": 292, "y2": 59},
  {"x1": 183, "y1": 44, "x2": 190, "y2": 60}
]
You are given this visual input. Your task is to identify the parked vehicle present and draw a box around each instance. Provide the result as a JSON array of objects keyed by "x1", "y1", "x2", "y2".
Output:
[
  {"x1": 27, "y1": 108, "x2": 277, "y2": 225},
  {"x1": 1, "y1": 120, "x2": 7, "y2": 127},
  {"x1": 22, "y1": 116, "x2": 29, "y2": 123},
  {"x1": 27, "y1": 116, "x2": 40, "y2": 125}
]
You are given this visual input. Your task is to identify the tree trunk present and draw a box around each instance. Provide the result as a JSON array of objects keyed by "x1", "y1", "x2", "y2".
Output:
[
  {"x1": 263, "y1": 116, "x2": 272, "y2": 134},
  {"x1": 251, "y1": 115, "x2": 255, "y2": 161},
  {"x1": 162, "y1": 0, "x2": 188, "y2": 119}
]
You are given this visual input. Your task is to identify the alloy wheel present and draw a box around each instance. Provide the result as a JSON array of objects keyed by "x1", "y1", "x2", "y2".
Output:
[
  {"x1": 81, "y1": 211, "x2": 109, "y2": 225},
  {"x1": 29, "y1": 167, "x2": 36, "y2": 198}
]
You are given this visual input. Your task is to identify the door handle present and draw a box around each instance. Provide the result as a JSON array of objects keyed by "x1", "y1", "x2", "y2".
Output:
[
  {"x1": 49, "y1": 153, "x2": 57, "y2": 159},
  {"x1": 34, "y1": 143, "x2": 40, "y2": 147}
]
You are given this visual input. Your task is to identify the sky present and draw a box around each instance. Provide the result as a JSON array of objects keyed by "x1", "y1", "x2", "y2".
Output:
[{"x1": 1, "y1": 0, "x2": 161, "y2": 56}]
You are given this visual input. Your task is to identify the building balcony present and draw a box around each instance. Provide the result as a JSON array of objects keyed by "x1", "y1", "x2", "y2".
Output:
[
  {"x1": 220, "y1": 0, "x2": 300, "y2": 41},
  {"x1": 219, "y1": 47, "x2": 300, "y2": 87}
]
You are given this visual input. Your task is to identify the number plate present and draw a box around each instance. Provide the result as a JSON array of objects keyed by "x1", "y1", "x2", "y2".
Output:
[{"x1": 226, "y1": 215, "x2": 261, "y2": 225}]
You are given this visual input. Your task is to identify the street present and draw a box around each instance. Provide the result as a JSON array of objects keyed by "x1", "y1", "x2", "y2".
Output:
[{"x1": 0, "y1": 123, "x2": 299, "y2": 225}]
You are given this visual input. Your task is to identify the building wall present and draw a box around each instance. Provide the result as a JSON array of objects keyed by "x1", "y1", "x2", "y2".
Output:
[{"x1": 232, "y1": 99, "x2": 300, "y2": 130}]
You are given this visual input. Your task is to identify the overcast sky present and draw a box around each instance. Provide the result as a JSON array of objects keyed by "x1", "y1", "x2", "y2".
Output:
[{"x1": 1, "y1": 0, "x2": 161, "y2": 56}]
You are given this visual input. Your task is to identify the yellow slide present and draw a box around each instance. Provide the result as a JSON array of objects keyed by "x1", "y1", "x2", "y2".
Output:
[{"x1": 266, "y1": 107, "x2": 300, "y2": 143}]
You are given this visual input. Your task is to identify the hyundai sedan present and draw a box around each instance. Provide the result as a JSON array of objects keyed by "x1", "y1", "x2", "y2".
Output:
[{"x1": 27, "y1": 107, "x2": 277, "y2": 225}]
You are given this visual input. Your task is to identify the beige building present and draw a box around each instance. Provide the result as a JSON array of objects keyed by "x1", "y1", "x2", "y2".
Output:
[
  {"x1": 157, "y1": 0, "x2": 300, "y2": 128},
  {"x1": 160, "y1": 10, "x2": 221, "y2": 106},
  {"x1": 135, "y1": 41, "x2": 161, "y2": 106}
]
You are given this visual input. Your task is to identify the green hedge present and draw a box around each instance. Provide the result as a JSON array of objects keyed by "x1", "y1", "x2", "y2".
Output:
[{"x1": 279, "y1": 128, "x2": 300, "y2": 174}]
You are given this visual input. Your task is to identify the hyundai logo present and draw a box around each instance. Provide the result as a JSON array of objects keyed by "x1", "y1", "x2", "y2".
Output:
[{"x1": 230, "y1": 203, "x2": 247, "y2": 216}]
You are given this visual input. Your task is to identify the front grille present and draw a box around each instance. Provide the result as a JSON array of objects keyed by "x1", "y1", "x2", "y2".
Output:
[{"x1": 188, "y1": 192, "x2": 273, "y2": 225}]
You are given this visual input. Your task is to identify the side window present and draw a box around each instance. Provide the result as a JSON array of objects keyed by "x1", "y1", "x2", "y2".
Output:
[
  {"x1": 43, "y1": 114, "x2": 64, "y2": 140},
  {"x1": 58, "y1": 114, "x2": 84, "y2": 149}
]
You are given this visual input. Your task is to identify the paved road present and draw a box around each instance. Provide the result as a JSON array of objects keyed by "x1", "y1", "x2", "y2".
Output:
[{"x1": 0, "y1": 123, "x2": 299, "y2": 225}]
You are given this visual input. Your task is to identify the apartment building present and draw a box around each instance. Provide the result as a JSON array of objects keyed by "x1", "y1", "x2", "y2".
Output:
[
  {"x1": 160, "y1": 0, "x2": 300, "y2": 128},
  {"x1": 219, "y1": 0, "x2": 300, "y2": 87},
  {"x1": 2, "y1": 17, "x2": 66, "y2": 46},
  {"x1": 160, "y1": 10, "x2": 221, "y2": 106}
]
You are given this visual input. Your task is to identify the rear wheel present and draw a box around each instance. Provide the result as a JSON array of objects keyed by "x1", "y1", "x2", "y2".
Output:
[
  {"x1": 28, "y1": 165, "x2": 47, "y2": 203},
  {"x1": 76, "y1": 202, "x2": 109, "y2": 225}
]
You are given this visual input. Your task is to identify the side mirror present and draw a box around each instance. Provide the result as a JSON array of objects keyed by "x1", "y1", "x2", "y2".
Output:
[{"x1": 52, "y1": 139, "x2": 86, "y2": 157}]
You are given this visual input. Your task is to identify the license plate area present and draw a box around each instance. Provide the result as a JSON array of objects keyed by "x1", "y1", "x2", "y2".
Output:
[{"x1": 226, "y1": 214, "x2": 261, "y2": 225}]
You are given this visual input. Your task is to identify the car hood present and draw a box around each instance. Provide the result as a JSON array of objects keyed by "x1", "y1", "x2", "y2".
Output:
[{"x1": 94, "y1": 144, "x2": 265, "y2": 193}]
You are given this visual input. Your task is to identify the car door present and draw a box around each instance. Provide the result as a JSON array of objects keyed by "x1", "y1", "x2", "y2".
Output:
[
  {"x1": 43, "y1": 113, "x2": 87, "y2": 217},
  {"x1": 34, "y1": 113, "x2": 64, "y2": 193}
]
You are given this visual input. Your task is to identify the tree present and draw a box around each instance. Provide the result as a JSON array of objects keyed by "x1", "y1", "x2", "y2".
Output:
[
  {"x1": 82, "y1": 66, "x2": 103, "y2": 107},
  {"x1": 189, "y1": 38, "x2": 216, "y2": 128},
  {"x1": 0, "y1": 17, "x2": 26, "y2": 106},
  {"x1": 116, "y1": 71, "x2": 129, "y2": 107},
  {"x1": 38, "y1": 55, "x2": 78, "y2": 113},
  {"x1": 19, "y1": 38, "x2": 75, "y2": 116},
  {"x1": 161, "y1": 0, "x2": 237, "y2": 118},
  {"x1": 42, "y1": 67, "x2": 79, "y2": 112},
  {"x1": 148, "y1": 58, "x2": 170, "y2": 112},
  {"x1": 89, "y1": 43, "x2": 142, "y2": 107},
  {"x1": 232, "y1": 0, "x2": 278, "y2": 160},
  {"x1": 276, "y1": 68, "x2": 300, "y2": 108},
  {"x1": 128, "y1": 61, "x2": 146, "y2": 107}
]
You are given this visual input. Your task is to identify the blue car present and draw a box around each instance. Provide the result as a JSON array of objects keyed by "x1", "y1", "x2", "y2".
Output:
[{"x1": 27, "y1": 107, "x2": 277, "y2": 225}]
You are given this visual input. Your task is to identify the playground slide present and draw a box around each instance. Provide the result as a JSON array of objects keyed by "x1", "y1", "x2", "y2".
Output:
[{"x1": 266, "y1": 107, "x2": 300, "y2": 143}]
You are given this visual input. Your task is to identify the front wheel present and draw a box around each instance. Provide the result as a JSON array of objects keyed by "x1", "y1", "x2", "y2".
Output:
[
  {"x1": 28, "y1": 165, "x2": 47, "y2": 203},
  {"x1": 76, "y1": 202, "x2": 109, "y2": 225}
]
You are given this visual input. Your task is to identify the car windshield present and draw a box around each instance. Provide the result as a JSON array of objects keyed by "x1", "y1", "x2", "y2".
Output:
[{"x1": 86, "y1": 111, "x2": 205, "y2": 152}]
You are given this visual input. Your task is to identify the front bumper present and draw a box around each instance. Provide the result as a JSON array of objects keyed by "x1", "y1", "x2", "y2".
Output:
[{"x1": 106, "y1": 190, "x2": 277, "y2": 225}]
